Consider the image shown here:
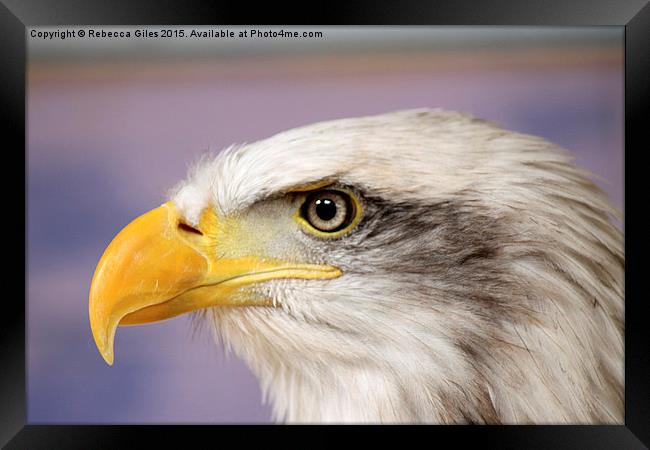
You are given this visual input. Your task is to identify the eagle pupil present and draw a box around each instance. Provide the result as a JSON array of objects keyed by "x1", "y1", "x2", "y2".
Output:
[{"x1": 315, "y1": 198, "x2": 337, "y2": 221}]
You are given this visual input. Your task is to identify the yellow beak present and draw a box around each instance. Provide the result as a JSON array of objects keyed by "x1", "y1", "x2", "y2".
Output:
[{"x1": 89, "y1": 201, "x2": 341, "y2": 365}]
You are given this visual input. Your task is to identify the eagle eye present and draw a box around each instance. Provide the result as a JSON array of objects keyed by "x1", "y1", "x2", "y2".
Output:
[{"x1": 297, "y1": 189, "x2": 362, "y2": 237}]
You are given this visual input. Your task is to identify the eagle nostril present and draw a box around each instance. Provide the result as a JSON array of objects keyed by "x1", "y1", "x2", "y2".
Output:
[{"x1": 178, "y1": 222, "x2": 203, "y2": 236}]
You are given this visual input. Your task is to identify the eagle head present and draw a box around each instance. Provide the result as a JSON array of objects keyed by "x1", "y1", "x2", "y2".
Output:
[{"x1": 88, "y1": 109, "x2": 623, "y2": 423}]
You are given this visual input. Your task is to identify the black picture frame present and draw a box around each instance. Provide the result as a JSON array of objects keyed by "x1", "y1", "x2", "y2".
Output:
[{"x1": 3, "y1": 1, "x2": 648, "y2": 447}]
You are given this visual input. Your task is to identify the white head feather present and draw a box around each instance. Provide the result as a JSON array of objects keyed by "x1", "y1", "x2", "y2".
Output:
[{"x1": 170, "y1": 109, "x2": 623, "y2": 424}]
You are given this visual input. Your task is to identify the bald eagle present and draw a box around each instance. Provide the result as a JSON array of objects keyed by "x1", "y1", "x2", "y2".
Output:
[{"x1": 89, "y1": 109, "x2": 623, "y2": 424}]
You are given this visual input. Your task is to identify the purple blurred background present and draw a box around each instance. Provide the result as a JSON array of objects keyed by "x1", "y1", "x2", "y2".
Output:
[{"x1": 27, "y1": 27, "x2": 623, "y2": 423}]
